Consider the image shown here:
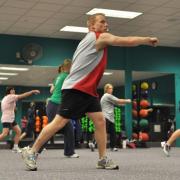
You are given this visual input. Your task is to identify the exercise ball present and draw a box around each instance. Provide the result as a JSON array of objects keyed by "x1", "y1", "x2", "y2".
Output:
[
  {"x1": 139, "y1": 132, "x2": 149, "y2": 141},
  {"x1": 132, "y1": 110, "x2": 138, "y2": 118},
  {"x1": 139, "y1": 119, "x2": 149, "y2": 129},
  {"x1": 132, "y1": 119, "x2": 138, "y2": 128},
  {"x1": 141, "y1": 82, "x2": 149, "y2": 90},
  {"x1": 140, "y1": 99, "x2": 150, "y2": 108},
  {"x1": 132, "y1": 84, "x2": 136, "y2": 91},
  {"x1": 139, "y1": 109, "x2": 148, "y2": 118}
]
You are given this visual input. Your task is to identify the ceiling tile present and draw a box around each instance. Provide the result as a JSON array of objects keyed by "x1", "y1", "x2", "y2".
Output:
[
  {"x1": 32, "y1": 28, "x2": 56, "y2": 35},
  {"x1": 19, "y1": 16, "x2": 47, "y2": 24},
  {"x1": 60, "y1": 6, "x2": 88, "y2": 14},
  {"x1": 6, "y1": 28, "x2": 32, "y2": 34},
  {"x1": 0, "y1": 0, "x2": 180, "y2": 47},
  {"x1": 150, "y1": 7, "x2": 180, "y2": 16},
  {"x1": 0, "y1": 7, "x2": 27, "y2": 15},
  {"x1": 12, "y1": 22, "x2": 39, "y2": 29},
  {"x1": 134, "y1": 0, "x2": 169, "y2": 5},
  {"x1": 33, "y1": 2, "x2": 64, "y2": 12},
  {"x1": 44, "y1": 18, "x2": 69, "y2": 26},
  {"x1": 0, "y1": 0, "x2": 6, "y2": 5},
  {"x1": 162, "y1": 0, "x2": 180, "y2": 8},
  {"x1": 4, "y1": 0, "x2": 36, "y2": 8},
  {"x1": 123, "y1": 3, "x2": 156, "y2": 13},
  {"x1": 25, "y1": 10, "x2": 54, "y2": 18},
  {"x1": 70, "y1": 0, "x2": 104, "y2": 8},
  {"x1": 106, "y1": 0, "x2": 136, "y2": 3},
  {"x1": 0, "y1": 14, "x2": 21, "y2": 22},
  {"x1": 70, "y1": 16, "x2": 87, "y2": 26},
  {"x1": 53, "y1": 12, "x2": 82, "y2": 21},
  {"x1": 39, "y1": 0, "x2": 72, "y2": 5},
  {"x1": 99, "y1": 1, "x2": 134, "y2": 10},
  {"x1": 33, "y1": 24, "x2": 59, "y2": 31}
]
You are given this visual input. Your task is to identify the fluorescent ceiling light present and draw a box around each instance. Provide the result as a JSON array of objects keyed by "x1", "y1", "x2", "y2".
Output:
[
  {"x1": 0, "y1": 67, "x2": 29, "y2": 71},
  {"x1": 104, "y1": 72, "x2": 113, "y2": 75},
  {"x1": 0, "y1": 72, "x2": 18, "y2": 76},
  {"x1": 87, "y1": 8, "x2": 142, "y2": 19},
  {"x1": 0, "y1": 77, "x2": 8, "y2": 80},
  {"x1": 60, "y1": 26, "x2": 88, "y2": 33}
]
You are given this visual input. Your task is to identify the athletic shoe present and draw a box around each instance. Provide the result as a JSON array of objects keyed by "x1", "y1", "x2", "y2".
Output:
[
  {"x1": 12, "y1": 147, "x2": 22, "y2": 153},
  {"x1": 21, "y1": 147, "x2": 37, "y2": 171},
  {"x1": 65, "y1": 153, "x2": 79, "y2": 158},
  {"x1": 96, "y1": 157, "x2": 119, "y2": 170},
  {"x1": 161, "y1": 141, "x2": 170, "y2": 157},
  {"x1": 111, "y1": 147, "x2": 118, "y2": 151},
  {"x1": 88, "y1": 142, "x2": 95, "y2": 152}
]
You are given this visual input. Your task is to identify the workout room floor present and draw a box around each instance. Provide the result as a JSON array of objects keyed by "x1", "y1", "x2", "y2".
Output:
[{"x1": 0, "y1": 148, "x2": 179, "y2": 180}]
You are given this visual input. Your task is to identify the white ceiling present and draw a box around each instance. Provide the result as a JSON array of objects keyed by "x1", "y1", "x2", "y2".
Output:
[
  {"x1": 0, "y1": 64, "x2": 169, "y2": 88},
  {"x1": 0, "y1": 0, "x2": 180, "y2": 47}
]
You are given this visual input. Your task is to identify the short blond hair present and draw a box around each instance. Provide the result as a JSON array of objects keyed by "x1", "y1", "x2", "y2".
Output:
[
  {"x1": 63, "y1": 59, "x2": 71, "y2": 67},
  {"x1": 104, "y1": 83, "x2": 113, "y2": 93},
  {"x1": 87, "y1": 13, "x2": 105, "y2": 29}
]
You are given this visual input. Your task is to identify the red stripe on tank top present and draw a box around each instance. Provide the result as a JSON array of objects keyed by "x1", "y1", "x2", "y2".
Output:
[{"x1": 73, "y1": 48, "x2": 107, "y2": 97}]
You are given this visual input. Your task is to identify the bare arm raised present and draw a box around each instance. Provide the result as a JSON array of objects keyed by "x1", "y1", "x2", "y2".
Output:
[
  {"x1": 96, "y1": 32, "x2": 159, "y2": 51},
  {"x1": 116, "y1": 98, "x2": 131, "y2": 105},
  {"x1": 17, "y1": 90, "x2": 40, "y2": 100}
]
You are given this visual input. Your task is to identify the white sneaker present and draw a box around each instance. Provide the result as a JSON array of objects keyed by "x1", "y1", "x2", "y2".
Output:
[
  {"x1": 88, "y1": 142, "x2": 95, "y2": 152},
  {"x1": 12, "y1": 147, "x2": 22, "y2": 153},
  {"x1": 96, "y1": 157, "x2": 119, "y2": 170},
  {"x1": 161, "y1": 141, "x2": 170, "y2": 157},
  {"x1": 112, "y1": 148, "x2": 118, "y2": 151},
  {"x1": 65, "y1": 153, "x2": 79, "y2": 158},
  {"x1": 21, "y1": 147, "x2": 38, "y2": 171}
]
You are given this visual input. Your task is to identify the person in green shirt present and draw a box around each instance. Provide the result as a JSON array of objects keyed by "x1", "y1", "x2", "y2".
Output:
[{"x1": 39, "y1": 59, "x2": 79, "y2": 158}]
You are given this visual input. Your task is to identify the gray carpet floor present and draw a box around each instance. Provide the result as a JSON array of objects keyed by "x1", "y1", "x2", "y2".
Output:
[{"x1": 0, "y1": 147, "x2": 179, "y2": 180}]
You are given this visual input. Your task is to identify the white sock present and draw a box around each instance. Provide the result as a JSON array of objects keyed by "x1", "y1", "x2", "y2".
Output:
[{"x1": 13, "y1": 144, "x2": 18, "y2": 149}]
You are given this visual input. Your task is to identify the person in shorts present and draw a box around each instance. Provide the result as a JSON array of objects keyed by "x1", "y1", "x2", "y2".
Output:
[
  {"x1": 21, "y1": 13, "x2": 158, "y2": 171},
  {"x1": 0, "y1": 87, "x2": 40, "y2": 152}
]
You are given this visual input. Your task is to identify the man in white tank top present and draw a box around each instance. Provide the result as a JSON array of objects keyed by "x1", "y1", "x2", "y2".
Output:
[{"x1": 21, "y1": 13, "x2": 158, "y2": 171}]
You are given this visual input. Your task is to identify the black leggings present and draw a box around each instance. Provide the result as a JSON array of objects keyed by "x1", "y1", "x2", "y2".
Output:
[
  {"x1": 38, "y1": 101, "x2": 75, "y2": 155},
  {"x1": 106, "y1": 119, "x2": 117, "y2": 149}
]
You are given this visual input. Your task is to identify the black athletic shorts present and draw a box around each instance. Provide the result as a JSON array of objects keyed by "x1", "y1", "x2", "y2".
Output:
[
  {"x1": 58, "y1": 89, "x2": 102, "y2": 119},
  {"x1": 2, "y1": 121, "x2": 17, "y2": 129}
]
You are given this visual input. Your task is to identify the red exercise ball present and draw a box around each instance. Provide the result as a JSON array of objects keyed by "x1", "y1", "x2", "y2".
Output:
[
  {"x1": 139, "y1": 109, "x2": 148, "y2": 118},
  {"x1": 140, "y1": 99, "x2": 150, "y2": 108},
  {"x1": 139, "y1": 132, "x2": 149, "y2": 141},
  {"x1": 132, "y1": 110, "x2": 138, "y2": 118}
]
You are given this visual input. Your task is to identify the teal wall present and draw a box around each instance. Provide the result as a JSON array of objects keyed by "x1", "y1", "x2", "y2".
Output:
[
  {"x1": 132, "y1": 74, "x2": 175, "y2": 105},
  {"x1": 125, "y1": 46, "x2": 180, "y2": 73},
  {"x1": 0, "y1": 34, "x2": 79, "y2": 66},
  {"x1": 175, "y1": 74, "x2": 180, "y2": 146},
  {"x1": 1, "y1": 34, "x2": 180, "y2": 72},
  {"x1": 1, "y1": 34, "x2": 180, "y2": 145}
]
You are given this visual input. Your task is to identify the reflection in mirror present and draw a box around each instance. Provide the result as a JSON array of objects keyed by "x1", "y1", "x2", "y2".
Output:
[
  {"x1": 0, "y1": 64, "x2": 57, "y2": 87},
  {"x1": 132, "y1": 71, "x2": 175, "y2": 144}
]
